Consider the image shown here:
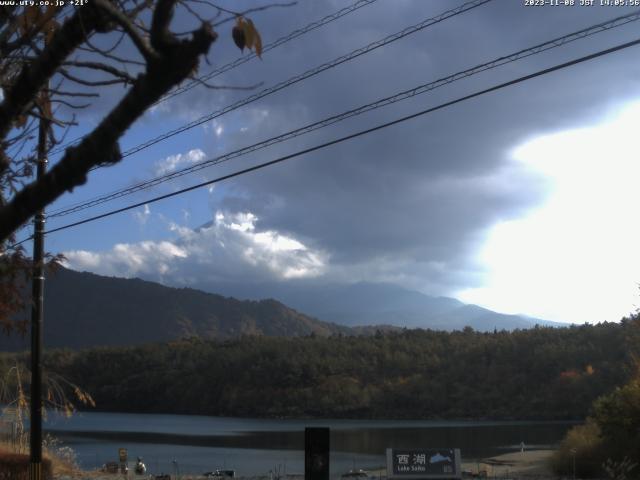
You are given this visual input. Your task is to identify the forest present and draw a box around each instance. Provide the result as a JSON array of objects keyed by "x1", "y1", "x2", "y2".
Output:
[{"x1": 2, "y1": 317, "x2": 640, "y2": 420}]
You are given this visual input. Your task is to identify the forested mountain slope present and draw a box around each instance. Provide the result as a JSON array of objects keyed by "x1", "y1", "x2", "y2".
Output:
[
  {"x1": 0, "y1": 267, "x2": 347, "y2": 351},
  {"x1": 19, "y1": 318, "x2": 639, "y2": 420},
  {"x1": 1, "y1": 267, "x2": 565, "y2": 351}
]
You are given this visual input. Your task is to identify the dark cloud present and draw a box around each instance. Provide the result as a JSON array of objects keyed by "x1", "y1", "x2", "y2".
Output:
[{"x1": 63, "y1": 0, "x2": 640, "y2": 297}]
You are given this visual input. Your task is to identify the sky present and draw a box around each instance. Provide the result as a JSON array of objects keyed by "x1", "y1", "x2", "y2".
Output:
[{"x1": 22, "y1": 0, "x2": 640, "y2": 325}]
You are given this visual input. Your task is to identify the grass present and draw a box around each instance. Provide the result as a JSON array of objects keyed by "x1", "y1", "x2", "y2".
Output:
[{"x1": 0, "y1": 437, "x2": 79, "y2": 477}]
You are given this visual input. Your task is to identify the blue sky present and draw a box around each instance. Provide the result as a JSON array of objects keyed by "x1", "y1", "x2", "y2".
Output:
[{"x1": 18, "y1": 0, "x2": 640, "y2": 324}]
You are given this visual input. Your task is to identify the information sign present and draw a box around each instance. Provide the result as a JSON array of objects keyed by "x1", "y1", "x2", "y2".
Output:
[{"x1": 386, "y1": 448, "x2": 461, "y2": 479}]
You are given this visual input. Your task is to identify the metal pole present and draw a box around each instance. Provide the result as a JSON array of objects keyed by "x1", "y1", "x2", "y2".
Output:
[{"x1": 29, "y1": 109, "x2": 48, "y2": 480}]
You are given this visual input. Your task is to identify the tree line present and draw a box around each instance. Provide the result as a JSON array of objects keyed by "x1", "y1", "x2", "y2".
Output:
[{"x1": 2, "y1": 317, "x2": 640, "y2": 420}]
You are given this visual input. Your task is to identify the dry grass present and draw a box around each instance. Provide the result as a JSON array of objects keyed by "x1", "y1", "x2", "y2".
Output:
[{"x1": 0, "y1": 438, "x2": 80, "y2": 477}]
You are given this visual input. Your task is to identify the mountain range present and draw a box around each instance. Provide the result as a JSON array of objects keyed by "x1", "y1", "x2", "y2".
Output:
[
  {"x1": 1, "y1": 267, "x2": 347, "y2": 351},
  {"x1": 193, "y1": 280, "x2": 561, "y2": 331},
  {"x1": 0, "y1": 267, "x2": 564, "y2": 350}
]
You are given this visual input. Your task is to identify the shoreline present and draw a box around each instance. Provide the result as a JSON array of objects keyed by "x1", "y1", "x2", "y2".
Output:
[
  {"x1": 57, "y1": 450, "x2": 555, "y2": 480},
  {"x1": 66, "y1": 408, "x2": 583, "y2": 424},
  {"x1": 363, "y1": 450, "x2": 554, "y2": 479},
  {"x1": 461, "y1": 449, "x2": 554, "y2": 477}
]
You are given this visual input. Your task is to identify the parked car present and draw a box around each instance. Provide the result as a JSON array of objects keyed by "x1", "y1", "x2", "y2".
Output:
[
  {"x1": 204, "y1": 469, "x2": 236, "y2": 478},
  {"x1": 341, "y1": 469, "x2": 369, "y2": 479}
]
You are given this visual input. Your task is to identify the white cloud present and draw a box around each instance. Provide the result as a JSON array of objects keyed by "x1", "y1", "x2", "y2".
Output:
[
  {"x1": 202, "y1": 120, "x2": 225, "y2": 138},
  {"x1": 132, "y1": 204, "x2": 151, "y2": 225},
  {"x1": 63, "y1": 210, "x2": 327, "y2": 283},
  {"x1": 153, "y1": 149, "x2": 206, "y2": 176},
  {"x1": 457, "y1": 101, "x2": 640, "y2": 324},
  {"x1": 64, "y1": 241, "x2": 188, "y2": 278}
]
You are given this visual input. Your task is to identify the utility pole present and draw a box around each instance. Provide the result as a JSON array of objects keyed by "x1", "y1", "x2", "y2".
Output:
[{"x1": 29, "y1": 102, "x2": 48, "y2": 480}]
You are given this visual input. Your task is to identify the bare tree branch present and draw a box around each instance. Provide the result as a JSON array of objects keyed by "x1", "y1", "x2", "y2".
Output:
[
  {"x1": 189, "y1": 75, "x2": 263, "y2": 91},
  {"x1": 58, "y1": 68, "x2": 129, "y2": 87},
  {"x1": 93, "y1": 0, "x2": 158, "y2": 63},
  {"x1": 0, "y1": 5, "x2": 108, "y2": 140},
  {"x1": 212, "y1": 1, "x2": 297, "y2": 27},
  {"x1": 0, "y1": 2, "x2": 217, "y2": 241},
  {"x1": 77, "y1": 43, "x2": 146, "y2": 66},
  {"x1": 50, "y1": 98, "x2": 90, "y2": 110},
  {"x1": 62, "y1": 60, "x2": 136, "y2": 84},
  {"x1": 207, "y1": 0, "x2": 296, "y2": 18},
  {"x1": 46, "y1": 89, "x2": 100, "y2": 98}
]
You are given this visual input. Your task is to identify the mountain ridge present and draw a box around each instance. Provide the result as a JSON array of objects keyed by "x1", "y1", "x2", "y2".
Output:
[
  {"x1": 0, "y1": 267, "x2": 347, "y2": 351},
  {"x1": 0, "y1": 267, "x2": 565, "y2": 351},
  {"x1": 192, "y1": 279, "x2": 564, "y2": 330}
]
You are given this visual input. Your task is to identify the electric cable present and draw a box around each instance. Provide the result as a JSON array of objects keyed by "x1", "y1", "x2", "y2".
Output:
[
  {"x1": 49, "y1": 0, "x2": 492, "y2": 165},
  {"x1": 49, "y1": 0, "x2": 380, "y2": 155},
  {"x1": 159, "y1": 0, "x2": 380, "y2": 105},
  {"x1": 119, "y1": 0, "x2": 491, "y2": 159},
  {"x1": 39, "y1": 36, "x2": 640, "y2": 238},
  {"x1": 46, "y1": 8, "x2": 640, "y2": 219}
]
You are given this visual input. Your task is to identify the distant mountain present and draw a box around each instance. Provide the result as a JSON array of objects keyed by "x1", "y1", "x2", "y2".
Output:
[
  {"x1": 1, "y1": 269, "x2": 565, "y2": 351},
  {"x1": 193, "y1": 280, "x2": 565, "y2": 331},
  {"x1": 0, "y1": 267, "x2": 348, "y2": 351}
]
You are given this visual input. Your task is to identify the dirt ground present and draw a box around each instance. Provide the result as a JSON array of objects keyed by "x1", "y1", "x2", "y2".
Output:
[
  {"x1": 461, "y1": 450, "x2": 555, "y2": 477},
  {"x1": 56, "y1": 450, "x2": 556, "y2": 480},
  {"x1": 363, "y1": 449, "x2": 555, "y2": 480}
]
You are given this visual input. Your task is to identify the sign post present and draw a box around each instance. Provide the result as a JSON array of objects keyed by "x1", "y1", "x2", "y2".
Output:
[
  {"x1": 119, "y1": 448, "x2": 128, "y2": 475},
  {"x1": 305, "y1": 427, "x2": 330, "y2": 480},
  {"x1": 386, "y1": 449, "x2": 461, "y2": 480}
]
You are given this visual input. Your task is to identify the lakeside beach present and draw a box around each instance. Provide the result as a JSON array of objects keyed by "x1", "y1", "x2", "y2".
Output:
[
  {"x1": 56, "y1": 450, "x2": 555, "y2": 480},
  {"x1": 461, "y1": 450, "x2": 554, "y2": 477}
]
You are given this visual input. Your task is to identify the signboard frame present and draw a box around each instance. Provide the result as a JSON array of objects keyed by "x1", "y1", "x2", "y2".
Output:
[
  {"x1": 118, "y1": 447, "x2": 128, "y2": 463},
  {"x1": 386, "y1": 448, "x2": 462, "y2": 479}
]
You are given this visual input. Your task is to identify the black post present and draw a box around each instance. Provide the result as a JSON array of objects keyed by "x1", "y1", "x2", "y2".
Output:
[
  {"x1": 29, "y1": 112, "x2": 48, "y2": 480},
  {"x1": 305, "y1": 427, "x2": 330, "y2": 480}
]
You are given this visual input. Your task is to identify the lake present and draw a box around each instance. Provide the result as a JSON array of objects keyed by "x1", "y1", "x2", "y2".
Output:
[{"x1": 44, "y1": 411, "x2": 576, "y2": 477}]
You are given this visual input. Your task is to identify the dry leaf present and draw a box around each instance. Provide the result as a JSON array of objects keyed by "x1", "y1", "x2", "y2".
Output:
[
  {"x1": 17, "y1": 6, "x2": 59, "y2": 41},
  {"x1": 254, "y1": 26, "x2": 263, "y2": 59},
  {"x1": 17, "y1": 7, "x2": 40, "y2": 35},
  {"x1": 243, "y1": 18, "x2": 255, "y2": 51},
  {"x1": 232, "y1": 17, "x2": 262, "y2": 58},
  {"x1": 232, "y1": 18, "x2": 246, "y2": 51},
  {"x1": 246, "y1": 18, "x2": 262, "y2": 58}
]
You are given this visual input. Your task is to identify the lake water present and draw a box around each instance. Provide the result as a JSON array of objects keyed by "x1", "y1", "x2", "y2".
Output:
[{"x1": 43, "y1": 411, "x2": 576, "y2": 477}]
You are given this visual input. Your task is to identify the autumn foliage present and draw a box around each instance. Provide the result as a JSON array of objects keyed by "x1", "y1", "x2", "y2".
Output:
[
  {"x1": 232, "y1": 16, "x2": 263, "y2": 57},
  {"x1": 11, "y1": 317, "x2": 638, "y2": 420}
]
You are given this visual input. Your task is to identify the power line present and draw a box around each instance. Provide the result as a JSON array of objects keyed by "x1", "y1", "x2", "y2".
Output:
[
  {"x1": 41, "y1": 36, "x2": 640, "y2": 237},
  {"x1": 46, "y1": 8, "x2": 640, "y2": 219},
  {"x1": 159, "y1": 0, "x2": 379, "y2": 104},
  {"x1": 118, "y1": 0, "x2": 491, "y2": 159},
  {"x1": 49, "y1": 0, "x2": 379, "y2": 156},
  {"x1": 51, "y1": 0, "x2": 491, "y2": 168},
  {"x1": 45, "y1": 0, "x2": 492, "y2": 216},
  {"x1": 5, "y1": 0, "x2": 493, "y2": 249}
]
